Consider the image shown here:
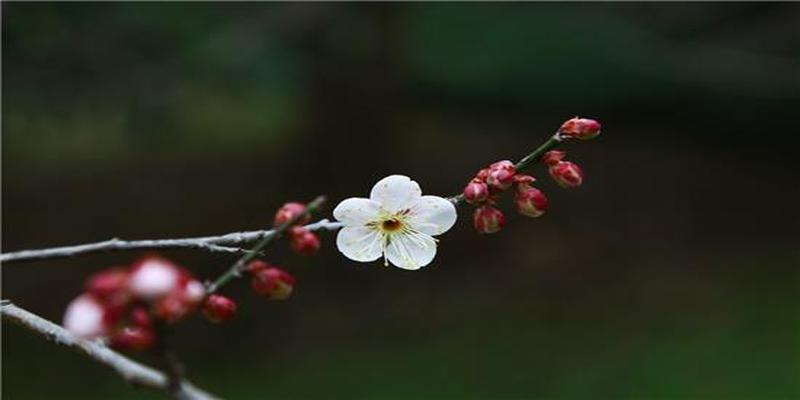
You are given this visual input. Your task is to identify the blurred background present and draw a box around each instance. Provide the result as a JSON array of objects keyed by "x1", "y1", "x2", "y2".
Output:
[{"x1": 3, "y1": 3, "x2": 800, "y2": 399}]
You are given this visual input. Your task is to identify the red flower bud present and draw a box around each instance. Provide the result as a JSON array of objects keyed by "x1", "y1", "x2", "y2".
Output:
[
  {"x1": 463, "y1": 179, "x2": 490, "y2": 205},
  {"x1": 129, "y1": 306, "x2": 153, "y2": 329},
  {"x1": 246, "y1": 259, "x2": 272, "y2": 273},
  {"x1": 251, "y1": 267, "x2": 295, "y2": 300},
  {"x1": 486, "y1": 160, "x2": 516, "y2": 192},
  {"x1": 202, "y1": 295, "x2": 238, "y2": 323},
  {"x1": 559, "y1": 117, "x2": 601, "y2": 140},
  {"x1": 515, "y1": 186, "x2": 548, "y2": 218},
  {"x1": 512, "y1": 174, "x2": 536, "y2": 187},
  {"x1": 288, "y1": 226, "x2": 321, "y2": 256},
  {"x1": 542, "y1": 150, "x2": 566, "y2": 166},
  {"x1": 475, "y1": 168, "x2": 491, "y2": 182},
  {"x1": 549, "y1": 161, "x2": 584, "y2": 188},
  {"x1": 274, "y1": 202, "x2": 310, "y2": 227},
  {"x1": 153, "y1": 294, "x2": 190, "y2": 323},
  {"x1": 85, "y1": 267, "x2": 130, "y2": 302},
  {"x1": 473, "y1": 206, "x2": 506, "y2": 234},
  {"x1": 109, "y1": 326, "x2": 156, "y2": 351}
]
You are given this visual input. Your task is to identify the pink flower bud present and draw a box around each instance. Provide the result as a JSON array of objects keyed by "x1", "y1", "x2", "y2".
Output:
[
  {"x1": 109, "y1": 326, "x2": 156, "y2": 351},
  {"x1": 542, "y1": 150, "x2": 566, "y2": 166},
  {"x1": 515, "y1": 186, "x2": 548, "y2": 218},
  {"x1": 549, "y1": 161, "x2": 584, "y2": 188},
  {"x1": 473, "y1": 206, "x2": 506, "y2": 234},
  {"x1": 486, "y1": 160, "x2": 516, "y2": 192},
  {"x1": 463, "y1": 179, "x2": 490, "y2": 205},
  {"x1": 288, "y1": 226, "x2": 321, "y2": 256},
  {"x1": 274, "y1": 202, "x2": 310, "y2": 227},
  {"x1": 129, "y1": 256, "x2": 180, "y2": 301},
  {"x1": 63, "y1": 294, "x2": 109, "y2": 339},
  {"x1": 202, "y1": 295, "x2": 238, "y2": 323},
  {"x1": 251, "y1": 267, "x2": 295, "y2": 300},
  {"x1": 559, "y1": 117, "x2": 601, "y2": 140}
]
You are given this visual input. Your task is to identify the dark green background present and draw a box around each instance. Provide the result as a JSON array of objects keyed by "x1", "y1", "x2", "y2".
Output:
[{"x1": 3, "y1": 3, "x2": 799, "y2": 399}]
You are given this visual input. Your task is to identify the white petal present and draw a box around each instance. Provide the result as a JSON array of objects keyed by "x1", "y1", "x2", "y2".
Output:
[
  {"x1": 369, "y1": 175, "x2": 422, "y2": 213},
  {"x1": 63, "y1": 294, "x2": 106, "y2": 338},
  {"x1": 333, "y1": 197, "x2": 381, "y2": 226},
  {"x1": 408, "y1": 195, "x2": 458, "y2": 236},
  {"x1": 385, "y1": 232, "x2": 437, "y2": 270},
  {"x1": 336, "y1": 226, "x2": 384, "y2": 262}
]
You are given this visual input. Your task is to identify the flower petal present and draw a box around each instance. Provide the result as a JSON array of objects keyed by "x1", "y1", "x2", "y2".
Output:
[
  {"x1": 408, "y1": 195, "x2": 458, "y2": 236},
  {"x1": 369, "y1": 175, "x2": 422, "y2": 213},
  {"x1": 385, "y1": 232, "x2": 437, "y2": 270},
  {"x1": 336, "y1": 226, "x2": 384, "y2": 262},
  {"x1": 333, "y1": 197, "x2": 381, "y2": 226}
]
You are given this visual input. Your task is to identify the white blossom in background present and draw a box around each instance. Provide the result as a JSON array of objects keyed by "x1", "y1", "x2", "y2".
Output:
[
  {"x1": 63, "y1": 294, "x2": 107, "y2": 338},
  {"x1": 128, "y1": 257, "x2": 179, "y2": 300},
  {"x1": 333, "y1": 175, "x2": 457, "y2": 270}
]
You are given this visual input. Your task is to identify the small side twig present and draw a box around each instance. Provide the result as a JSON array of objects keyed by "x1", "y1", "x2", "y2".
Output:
[
  {"x1": 0, "y1": 301, "x2": 218, "y2": 400},
  {"x1": 448, "y1": 134, "x2": 563, "y2": 205},
  {"x1": 0, "y1": 219, "x2": 344, "y2": 264},
  {"x1": 205, "y1": 196, "x2": 327, "y2": 295}
]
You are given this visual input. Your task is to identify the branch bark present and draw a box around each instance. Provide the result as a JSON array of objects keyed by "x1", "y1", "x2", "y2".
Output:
[
  {"x1": 1, "y1": 301, "x2": 218, "y2": 400},
  {"x1": 0, "y1": 219, "x2": 344, "y2": 264}
]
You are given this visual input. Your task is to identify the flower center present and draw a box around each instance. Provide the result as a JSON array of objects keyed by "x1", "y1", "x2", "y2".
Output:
[{"x1": 381, "y1": 218, "x2": 403, "y2": 232}]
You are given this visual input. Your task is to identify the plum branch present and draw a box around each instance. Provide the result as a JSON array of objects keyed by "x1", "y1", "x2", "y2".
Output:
[{"x1": 0, "y1": 301, "x2": 217, "y2": 400}]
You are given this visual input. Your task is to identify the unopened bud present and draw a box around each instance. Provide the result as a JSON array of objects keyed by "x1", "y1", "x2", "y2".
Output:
[
  {"x1": 129, "y1": 306, "x2": 153, "y2": 329},
  {"x1": 109, "y1": 326, "x2": 156, "y2": 351},
  {"x1": 486, "y1": 160, "x2": 516, "y2": 191},
  {"x1": 515, "y1": 186, "x2": 548, "y2": 218},
  {"x1": 274, "y1": 202, "x2": 310, "y2": 227},
  {"x1": 559, "y1": 117, "x2": 601, "y2": 140},
  {"x1": 542, "y1": 150, "x2": 566, "y2": 166},
  {"x1": 251, "y1": 267, "x2": 295, "y2": 300},
  {"x1": 463, "y1": 179, "x2": 490, "y2": 205},
  {"x1": 202, "y1": 295, "x2": 238, "y2": 323},
  {"x1": 246, "y1": 259, "x2": 272, "y2": 273},
  {"x1": 549, "y1": 161, "x2": 584, "y2": 188},
  {"x1": 153, "y1": 294, "x2": 190, "y2": 323},
  {"x1": 473, "y1": 206, "x2": 506, "y2": 234},
  {"x1": 512, "y1": 174, "x2": 536, "y2": 187},
  {"x1": 288, "y1": 226, "x2": 321, "y2": 256},
  {"x1": 85, "y1": 267, "x2": 129, "y2": 302}
]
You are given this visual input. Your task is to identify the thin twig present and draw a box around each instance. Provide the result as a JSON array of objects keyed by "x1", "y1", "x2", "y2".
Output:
[
  {"x1": 205, "y1": 196, "x2": 327, "y2": 295},
  {"x1": 0, "y1": 219, "x2": 344, "y2": 264},
  {"x1": 448, "y1": 134, "x2": 563, "y2": 205},
  {"x1": 0, "y1": 301, "x2": 218, "y2": 400}
]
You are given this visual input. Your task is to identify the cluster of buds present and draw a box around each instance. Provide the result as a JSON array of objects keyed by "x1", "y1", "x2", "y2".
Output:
[
  {"x1": 246, "y1": 260, "x2": 296, "y2": 300},
  {"x1": 463, "y1": 117, "x2": 601, "y2": 234},
  {"x1": 275, "y1": 202, "x2": 321, "y2": 256},
  {"x1": 63, "y1": 255, "x2": 211, "y2": 351},
  {"x1": 542, "y1": 150, "x2": 584, "y2": 188},
  {"x1": 464, "y1": 160, "x2": 548, "y2": 234}
]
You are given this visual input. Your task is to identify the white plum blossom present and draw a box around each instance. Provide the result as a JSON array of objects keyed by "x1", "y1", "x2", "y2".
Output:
[
  {"x1": 128, "y1": 257, "x2": 179, "y2": 300},
  {"x1": 333, "y1": 175, "x2": 457, "y2": 270},
  {"x1": 63, "y1": 294, "x2": 107, "y2": 338}
]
